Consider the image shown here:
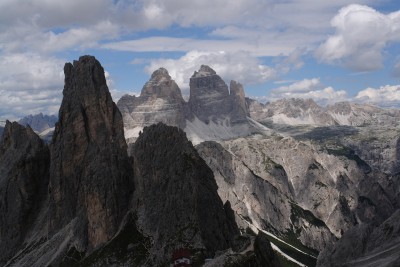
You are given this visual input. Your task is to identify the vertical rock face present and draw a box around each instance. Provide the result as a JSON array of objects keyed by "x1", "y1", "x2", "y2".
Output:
[
  {"x1": 48, "y1": 56, "x2": 133, "y2": 249},
  {"x1": 230, "y1": 80, "x2": 250, "y2": 122},
  {"x1": 0, "y1": 121, "x2": 49, "y2": 264},
  {"x1": 117, "y1": 67, "x2": 188, "y2": 139},
  {"x1": 188, "y1": 65, "x2": 232, "y2": 124},
  {"x1": 130, "y1": 123, "x2": 239, "y2": 265}
]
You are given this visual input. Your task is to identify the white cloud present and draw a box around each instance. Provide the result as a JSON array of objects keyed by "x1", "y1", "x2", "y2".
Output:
[
  {"x1": 270, "y1": 78, "x2": 348, "y2": 106},
  {"x1": 316, "y1": 4, "x2": 400, "y2": 71},
  {"x1": 272, "y1": 78, "x2": 322, "y2": 93},
  {"x1": 0, "y1": 20, "x2": 120, "y2": 54},
  {"x1": 0, "y1": 53, "x2": 64, "y2": 121},
  {"x1": 355, "y1": 85, "x2": 400, "y2": 107},
  {"x1": 144, "y1": 50, "x2": 277, "y2": 91},
  {"x1": 102, "y1": 36, "x2": 293, "y2": 57}
]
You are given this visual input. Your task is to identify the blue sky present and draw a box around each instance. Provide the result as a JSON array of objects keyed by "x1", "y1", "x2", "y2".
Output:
[{"x1": 0, "y1": 0, "x2": 400, "y2": 122}]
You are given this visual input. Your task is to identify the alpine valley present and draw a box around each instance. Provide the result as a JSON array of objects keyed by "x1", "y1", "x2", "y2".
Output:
[{"x1": 1, "y1": 56, "x2": 399, "y2": 267}]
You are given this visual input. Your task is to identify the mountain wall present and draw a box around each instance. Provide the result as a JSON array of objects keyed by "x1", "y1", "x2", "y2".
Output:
[
  {"x1": 48, "y1": 55, "x2": 134, "y2": 250},
  {"x1": 118, "y1": 65, "x2": 259, "y2": 145},
  {"x1": 0, "y1": 121, "x2": 49, "y2": 265}
]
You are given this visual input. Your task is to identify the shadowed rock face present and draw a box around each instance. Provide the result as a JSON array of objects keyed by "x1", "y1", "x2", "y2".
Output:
[
  {"x1": 130, "y1": 123, "x2": 239, "y2": 265},
  {"x1": 230, "y1": 80, "x2": 249, "y2": 122},
  {"x1": 0, "y1": 121, "x2": 49, "y2": 264},
  {"x1": 317, "y1": 209, "x2": 400, "y2": 267},
  {"x1": 188, "y1": 65, "x2": 231, "y2": 124},
  {"x1": 48, "y1": 55, "x2": 133, "y2": 250}
]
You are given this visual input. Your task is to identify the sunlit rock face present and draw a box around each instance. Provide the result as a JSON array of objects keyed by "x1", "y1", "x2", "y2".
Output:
[
  {"x1": 119, "y1": 65, "x2": 261, "y2": 145},
  {"x1": 117, "y1": 68, "x2": 189, "y2": 144}
]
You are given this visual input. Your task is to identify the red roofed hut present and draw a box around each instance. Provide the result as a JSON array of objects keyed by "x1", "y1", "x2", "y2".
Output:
[{"x1": 172, "y1": 248, "x2": 192, "y2": 267}]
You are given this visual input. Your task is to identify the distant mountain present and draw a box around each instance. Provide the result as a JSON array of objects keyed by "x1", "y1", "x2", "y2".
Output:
[
  {"x1": 118, "y1": 65, "x2": 265, "y2": 145},
  {"x1": 247, "y1": 97, "x2": 400, "y2": 128},
  {"x1": 18, "y1": 113, "x2": 57, "y2": 133}
]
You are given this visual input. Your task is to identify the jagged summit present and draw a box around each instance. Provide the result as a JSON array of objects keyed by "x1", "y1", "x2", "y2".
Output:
[
  {"x1": 0, "y1": 121, "x2": 49, "y2": 264},
  {"x1": 141, "y1": 67, "x2": 183, "y2": 100},
  {"x1": 117, "y1": 67, "x2": 188, "y2": 139},
  {"x1": 18, "y1": 113, "x2": 57, "y2": 133},
  {"x1": 119, "y1": 64, "x2": 260, "y2": 145},
  {"x1": 130, "y1": 122, "x2": 240, "y2": 264},
  {"x1": 49, "y1": 55, "x2": 133, "y2": 250},
  {"x1": 150, "y1": 67, "x2": 170, "y2": 79},
  {"x1": 192, "y1": 64, "x2": 217, "y2": 77}
]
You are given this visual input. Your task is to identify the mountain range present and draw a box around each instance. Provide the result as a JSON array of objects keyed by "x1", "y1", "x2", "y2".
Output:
[{"x1": 1, "y1": 55, "x2": 399, "y2": 267}]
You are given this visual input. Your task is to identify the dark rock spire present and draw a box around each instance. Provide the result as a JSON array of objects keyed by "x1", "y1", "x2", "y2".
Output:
[{"x1": 48, "y1": 55, "x2": 133, "y2": 249}]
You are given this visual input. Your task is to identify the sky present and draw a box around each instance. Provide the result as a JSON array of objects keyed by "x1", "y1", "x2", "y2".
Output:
[{"x1": 0, "y1": 0, "x2": 400, "y2": 122}]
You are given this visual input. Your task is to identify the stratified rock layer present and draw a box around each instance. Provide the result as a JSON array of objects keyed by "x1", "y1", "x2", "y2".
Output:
[
  {"x1": 117, "y1": 68, "x2": 188, "y2": 141},
  {"x1": 188, "y1": 65, "x2": 232, "y2": 124},
  {"x1": 0, "y1": 121, "x2": 49, "y2": 264},
  {"x1": 48, "y1": 55, "x2": 133, "y2": 250}
]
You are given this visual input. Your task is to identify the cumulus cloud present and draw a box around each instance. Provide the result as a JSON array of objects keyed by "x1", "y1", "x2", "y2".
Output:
[
  {"x1": 270, "y1": 78, "x2": 348, "y2": 105},
  {"x1": 272, "y1": 78, "x2": 322, "y2": 93},
  {"x1": 144, "y1": 50, "x2": 277, "y2": 92},
  {"x1": 355, "y1": 85, "x2": 400, "y2": 107},
  {"x1": 316, "y1": 4, "x2": 400, "y2": 71},
  {"x1": 0, "y1": 53, "x2": 64, "y2": 121}
]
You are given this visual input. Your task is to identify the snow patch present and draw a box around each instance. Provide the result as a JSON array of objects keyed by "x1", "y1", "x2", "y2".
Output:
[
  {"x1": 39, "y1": 127, "x2": 55, "y2": 136},
  {"x1": 272, "y1": 113, "x2": 318, "y2": 125},
  {"x1": 270, "y1": 243, "x2": 307, "y2": 267},
  {"x1": 124, "y1": 127, "x2": 143, "y2": 139},
  {"x1": 184, "y1": 116, "x2": 252, "y2": 145},
  {"x1": 328, "y1": 112, "x2": 351, "y2": 125}
]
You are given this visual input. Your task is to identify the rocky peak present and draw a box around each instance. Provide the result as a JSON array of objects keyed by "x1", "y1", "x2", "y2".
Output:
[
  {"x1": 230, "y1": 80, "x2": 250, "y2": 121},
  {"x1": 130, "y1": 122, "x2": 239, "y2": 265},
  {"x1": 192, "y1": 64, "x2": 217, "y2": 77},
  {"x1": 117, "y1": 67, "x2": 188, "y2": 137},
  {"x1": 150, "y1": 67, "x2": 170, "y2": 79},
  {"x1": 189, "y1": 65, "x2": 231, "y2": 123},
  {"x1": 18, "y1": 113, "x2": 57, "y2": 133},
  {"x1": 0, "y1": 121, "x2": 49, "y2": 264},
  {"x1": 141, "y1": 67, "x2": 183, "y2": 101},
  {"x1": 48, "y1": 55, "x2": 133, "y2": 251}
]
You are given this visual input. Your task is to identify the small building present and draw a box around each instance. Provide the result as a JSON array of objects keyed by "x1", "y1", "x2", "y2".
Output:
[{"x1": 172, "y1": 248, "x2": 192, "y2": 267}]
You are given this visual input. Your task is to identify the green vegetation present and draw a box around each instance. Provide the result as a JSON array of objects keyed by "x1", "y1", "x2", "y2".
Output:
[
  {"x1": 264, "y1": 156, "x2": 284, "y2": 173},
  {"x1": 358, "y1": 195, "x2": 376, "y2": 207},
  {"x1": 308, "y1": 163, "x2": 320, "y2": 170},
  {"x1": 264, "y1": 231, "x2": 317, "y2": 267},
  {"x1": 77, "y1": 214, "x2": 151, "y2": 267},
  {"x1": 275, "y1": 252, "x2": 302, "y2": 267},
  {"x1": 290, "y1": 203, "x2": 326, "y2": 228},
  {"x1": 326, "y1": 146, "x2": 370, "y2": 171},
  {"x1": 315, "y1": 180, "x2": 327, "y2": 188}
]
